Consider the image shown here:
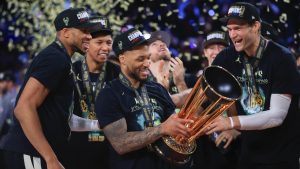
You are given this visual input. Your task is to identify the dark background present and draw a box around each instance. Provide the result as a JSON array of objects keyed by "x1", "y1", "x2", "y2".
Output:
[{"x1": 1, "y1": 0, "x2": 299, "y2": 74}]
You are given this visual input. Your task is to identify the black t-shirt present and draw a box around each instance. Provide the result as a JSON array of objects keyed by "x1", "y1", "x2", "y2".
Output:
[
  {"x1": 65, "y1": 60, "x2": 120, "y2": 169},
  {"x1": 96, "y1": 78, "x2": 175, "y2": 169},
  {"x1": 72, "y1": 60, "x2": 120, "y2": 117},
  {"x1": 212, "y1": 41, "x2": 300, "y2": 167},
  {"x1": 0, "y1": 42, "x2": 74, "y2": 159}
]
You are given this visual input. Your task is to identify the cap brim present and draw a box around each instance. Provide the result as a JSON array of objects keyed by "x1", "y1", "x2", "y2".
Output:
[
  {"x1": 129, "y1": 39, "x2": 149, "y2": 51},
  {"x1": 219, "y1": 16, "x2": 230, "y2": 23},
  {"x1": 117, "y1": 39, "x2": 148, "y2": 56},
  {"x1": 219, "y1": 15, "x2": 248, "y2": 23},
  {"x1": 74, "y1": 22, "x2": 99, "y2": 31},
  {"x1": 203, "y1": 39, "x2": 229, "y2": 48},
  {"x1": 91, "y1": 29, "x2": 112, "y2": 38}
]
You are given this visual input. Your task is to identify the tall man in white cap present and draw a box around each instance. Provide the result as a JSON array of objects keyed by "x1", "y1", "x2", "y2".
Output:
[
  {"x1": 206, "y1": 2, "x2": 300, "y2": 169},
  {"x1": 0, "y1": 7, "x2": 97, "y2": 169}
]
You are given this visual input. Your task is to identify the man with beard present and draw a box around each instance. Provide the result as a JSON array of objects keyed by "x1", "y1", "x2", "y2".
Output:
[
  {"x1": 95, "y1": 28, "x2": 193, "y2": 169},
  {"x1": 66, "y1": 16, "x2": 120, "y2": 169},
  {"x1": 0, "y1": 8, "x2": 97, "y2": 169},
  {"x1": 206, "y1": 2, "x2": 300, "y2": 169}
]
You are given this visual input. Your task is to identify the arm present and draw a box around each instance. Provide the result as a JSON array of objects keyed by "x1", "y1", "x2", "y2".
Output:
[
  {"x1": 14, "y1": 77, "x2": 64, "y2": 169},
  {"x1": 206, "y1": 94, "x2": 291, "y2": 133},
  {"x1": 169, "y1": 57, "x2": 188, "y2": 92},
  {"x1": 103, "y1": 113, "x2": 193, "y2": 155},
  {"x1": 170, "y1": 88, "x2": 192, "y2": 108},
  {"x1": 237, "y1": 94, "x2": 291, "y2": 130},
  {"x1": 69, "y1": 114, "x2": 100, "y2": 131}
]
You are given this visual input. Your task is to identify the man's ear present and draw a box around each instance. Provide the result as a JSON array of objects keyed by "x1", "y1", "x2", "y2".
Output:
[
  {"x1": 254, "y1": 21, "x2": 261, "y2": 33},
  {"x1": 61, "y1": 28, "x2": 71, "y2": 38},
  {"x1": 119, "y1": 54, "x2": 126, "y2": 65}
]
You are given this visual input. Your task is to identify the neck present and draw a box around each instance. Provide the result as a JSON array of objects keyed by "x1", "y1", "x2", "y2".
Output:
[
  {"x1": 57, "y1": 37, "x2": 74, "y2": 57},
  {"x1": 86, "y1": 55, "x2": 104, "y2": 73},
  {"x1": 122, "y1": 71, "x2": 140, "y2": 89},
  {"x1": 245, "y1": 35, "x2": 261, "y2": 57}
]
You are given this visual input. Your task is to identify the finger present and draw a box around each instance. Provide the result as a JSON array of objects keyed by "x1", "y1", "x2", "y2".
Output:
[
  {"x1": 215, "y1": 138, "x2": 222, "y2": 146},
  {"x1": 169, "y1": 66, "x2": 175, "y2": 72},
  {"x1": 205, "y1": 126, "x2": 215, "y2": 135},
  {"x1": 175, "y1": 57, "x2": 183, "y2": 65},
  {"x1": 223, "y1": 138, "x2": 232, "y2": 148},
  {"x1": 169, "y1": 62, "x2": 177, "y2": 69},
  {"x1": 178, "y1": 118, "x2": 194, "y2": 125},
  {"x1": 178, "y1": 128, "x2": 191, "y2": 138},
  {"x1": 169, "y1": 57, "x2": 177, "y2": 64}
]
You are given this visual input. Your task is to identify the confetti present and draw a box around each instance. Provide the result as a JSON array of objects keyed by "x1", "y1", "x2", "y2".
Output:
[{"x1": 0, "y1": 0, "x2": 299, "y2": 66}]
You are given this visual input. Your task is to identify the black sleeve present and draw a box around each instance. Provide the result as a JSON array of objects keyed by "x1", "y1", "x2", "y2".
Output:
[
  {"x1": 271, "y1": 51, "x2": 300, "y2": 94},
  {"x1": 31, "y1": 52, "x2": 68, "y2": 91},
  {"x1": 212, "y1": 48, "x2": 229, "y2": 68},
  {"x1": 95, "y1": 85, "x2": 124, "y2": 128}
]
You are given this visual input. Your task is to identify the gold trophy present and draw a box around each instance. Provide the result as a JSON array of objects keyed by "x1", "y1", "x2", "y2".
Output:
[{"x1": 150, "y1": 66, "x2": 242, "y2": 164}]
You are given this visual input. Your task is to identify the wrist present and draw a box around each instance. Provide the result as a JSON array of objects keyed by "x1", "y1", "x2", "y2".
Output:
[
  {"x1": 157, "y1": 123, "x2": 165, "y2": 137},
  {"x1": 229, "y1": 117, "x2": 234, "y2": 129},
  {"x1": 44, "y1": 154, "x2": 58, "y2": 163},
  {"x1": 175, "y1": 82, "x2": 187, "y2": 91}
]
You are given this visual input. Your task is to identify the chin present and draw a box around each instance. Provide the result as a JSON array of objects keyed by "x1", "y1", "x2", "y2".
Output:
[{"x1": 234, "y1": 46, "x2": 243, "y2": 52}]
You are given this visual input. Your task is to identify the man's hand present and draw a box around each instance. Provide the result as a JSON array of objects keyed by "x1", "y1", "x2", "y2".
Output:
[
  {"x1": 159, "y1": 113, "x2": 193, "y2": 138},
  {"x1": 169, "y1": 57, "x2": 187, "y2": 91},
  {"x1": 214, "y1": 129, "x2": 240, "y2": 149}
]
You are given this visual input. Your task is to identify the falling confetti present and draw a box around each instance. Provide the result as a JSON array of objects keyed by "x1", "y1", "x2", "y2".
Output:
[{"x1": 0, "y1": 0, "x2": 299, "y2": 71}]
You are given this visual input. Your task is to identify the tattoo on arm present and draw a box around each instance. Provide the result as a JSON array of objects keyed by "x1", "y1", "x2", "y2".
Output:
[{"x1": 103, "y1": 118, "x2": 162, "y2": 155}]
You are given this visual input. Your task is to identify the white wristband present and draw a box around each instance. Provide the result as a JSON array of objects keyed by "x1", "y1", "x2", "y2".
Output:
[{"x1": 229, "y1": 117, "x2": 234, "y2": 129}]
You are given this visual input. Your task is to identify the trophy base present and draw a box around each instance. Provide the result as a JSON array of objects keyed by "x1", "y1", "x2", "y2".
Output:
[{"x1": 150, "y1": 136, "x2": 196, "y2": 164}]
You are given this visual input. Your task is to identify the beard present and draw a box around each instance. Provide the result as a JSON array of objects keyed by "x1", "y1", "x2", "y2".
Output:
[
  {"x1": 74, "y1": 45, "x2": 86, "y2": 55},
  {"x1": 128, "y1": 69, "x2": 147, "y2": 83}
]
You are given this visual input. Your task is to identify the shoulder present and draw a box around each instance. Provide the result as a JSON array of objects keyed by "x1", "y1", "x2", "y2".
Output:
[
  {"x1": 144, "y1": 80, "x2": 171, "y2": 97},
  {"x1": 37, "y1": 42, "x2": 65, "y2": 59},
  {"x1": 144, "y1": 80, "x2": 165, "y2": 90},
  {"x1": 264, "y1": 41, "x2": 297, "y2": 70},
  {"x1": 213, "y1": 46, "x2": 239, "y2": 66},
  {"x1": 72, "y1": 60, "x2": 83, "y2": 74},
  {"x1": 106, "y1": 61, "x2": 121, "y2": 74},
  {"x1": 103, "y1": 78, "x2": 122, "y2": 92},
  {"x1": 33, "y1": 42, "x2": 69, "y2": 68},
  {"x1": 266, "y1": 41, "x2": 294, "y2": 60}
]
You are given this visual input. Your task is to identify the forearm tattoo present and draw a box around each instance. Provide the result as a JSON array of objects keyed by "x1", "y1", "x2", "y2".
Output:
[{"x1": 103, "y1": 118, "x2": 162, "y2": 154}]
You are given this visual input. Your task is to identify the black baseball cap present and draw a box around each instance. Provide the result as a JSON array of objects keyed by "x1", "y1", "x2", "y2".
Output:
[
  {"x1": 203, "y1": 31, "x2": 229, "y2": 48},
  {"x1": 148, "y1": 31, "x2": 171, "y2": 47},
  {"x1": 220, "y1": 2, "x2": 261, "y2": 24},
  {"x1": 54, "y1": 7, "x2": 97, "y2": 31},
  {"x1": 112, "y1": 28, "x2": 148, "y2": 56},
  {"x1": 89, "y1": 16, "x2": 112, "y2": 38}
]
